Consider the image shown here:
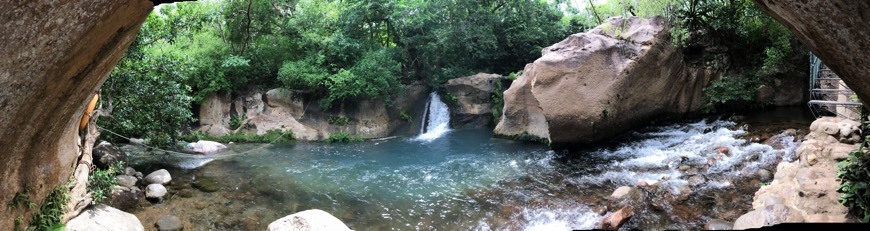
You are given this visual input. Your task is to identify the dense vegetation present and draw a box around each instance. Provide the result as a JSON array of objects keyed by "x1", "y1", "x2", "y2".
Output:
[
  {"x1": 838, "y1": 114, "x2": 870, "y2": 222},
  {"x1": 101, "y1": 0, "x2": 804, "y2": 147}
]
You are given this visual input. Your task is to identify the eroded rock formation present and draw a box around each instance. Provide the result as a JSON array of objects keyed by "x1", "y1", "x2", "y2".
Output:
[
  {"x1": 197, "y1": 83, "x2": 429, "y2": 140},
  {"x1": 443, "y1": 73, "x2": 509, "y2": 128},
  {"x1": 733, "y1": 117, "x2": 854, "y2": 228},
  {"x1": 0, "y1": 1, "x2": 154, "y2": 229},
  {"x1": 752, "y1": 0, "x2": 870, "y2": 104},
  {"x1": 494, "y1": 16, "x2": 716, "y2": 145}
]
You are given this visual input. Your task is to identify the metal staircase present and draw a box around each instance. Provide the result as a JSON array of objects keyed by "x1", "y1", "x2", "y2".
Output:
[{"x1": 807, "y1": 53, "x2": 863, "y2": 120}]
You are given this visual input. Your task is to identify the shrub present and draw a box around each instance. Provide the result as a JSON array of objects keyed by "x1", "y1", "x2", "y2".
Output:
[
  {"x1": 837, "y1": 116, "x2": 870, "y2": 222},
  {"x1": 88, "y1": 161, "x2": 123, "y2": 204},
  {"x1": 28, "y1": 185, "x2": 70, "y2": 231},
  {"x1": 182, "y1": 129, "x2": 294, "y2": 144},
  {"x1": 328, "y1": 116, "x2": 350, "y2": 126},
  {"x1": 702, "y1": 73, "x2": 767, "y2": 112}
]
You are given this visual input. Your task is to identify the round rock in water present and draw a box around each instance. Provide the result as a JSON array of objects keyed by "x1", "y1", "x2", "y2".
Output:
[
  {"x1": 145, "y1": 169, "x2": 172, "y2": 185},
  {"x1": 156, "y1": 215, "x2": 183, "y2": 231},
  {"x1": 191, "y1": 176, "x2": 221, "y2": 193},
  {"x1": 704, "y1": 219, "x2": 733, "y2": 230},
  {"x1": 145, "y1": 184, "x2": 167, "y2": 199},
  {"x1": 757, "y1": 169, "x2": 772, "y2": 182}
]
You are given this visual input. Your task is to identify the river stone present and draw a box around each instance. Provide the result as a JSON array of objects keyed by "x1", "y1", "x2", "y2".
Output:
[
  {"x1": 704, "y1": 219, "x2": 733, "y2": 230},
  {"x1": 93, "y1": 141, "x2": 128, "y2": 169},
  {"x1": 600, "y1": 206, "x2": 633, "y2": 230},
  {"x1": 182, "y1": 140, "x2": 228, "y2": 154},
  {"x1": 145, "y1": 169, "x2": 172, "y2": 185},
  {"x1": 267, "y1": 209, "x2": 351, "y2": 231},
  {"x1": 192, "y1": 176, "x2": 221, "y2": 193},
  {"x1": 116, "y1": 175, "x2": 138, "y2": 188},
  {"x1": 733, "y1": 204, "x2": 804, "y2": 229},
  {"x1": 688, "y1": 175, "x2": 706, "y2": 187},
  {"x1": 758, "y1": 169, "x2": 772, "y2": 182},
  {"x1": 66, "y1": 205, "x2": 145, "y2": 231},
  {"x1": 145, "y1": 184, "x2": 167, "y2": 199},
  {"x1": 156, "y1": 215, "x2": 183, "y2": 231},
  {"x1": 678, "y1": 165, "x2": 690, "y2": 171},
  {"x1": 610, "y1": 186, "x2": 633, "y2": 200}
]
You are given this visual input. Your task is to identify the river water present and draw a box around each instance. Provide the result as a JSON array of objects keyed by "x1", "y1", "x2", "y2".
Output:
[{"x1": 121, "y1": 105, "x2": 813, "y2": 230}]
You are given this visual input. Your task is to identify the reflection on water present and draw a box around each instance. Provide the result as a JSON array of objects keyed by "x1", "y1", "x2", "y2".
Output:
[{"x1": 124, "y1": 116, "x2": 808, "y2": 230}]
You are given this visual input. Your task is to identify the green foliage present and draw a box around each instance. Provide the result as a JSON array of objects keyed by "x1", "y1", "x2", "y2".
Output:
[
  {"x1": 441, "y1": 93, "x2": 458, "y2": 105},
  {"x1": 229, "y1": 113, "x2": 246, "y2": 130},
  {"x1": 7, "y1": 188, "x2": 35, "y2": 210},
  {"x1": 400, "y1": 112, "x2": 412, "y2": 122},
  {"x1": 328, "y1": 116, "x2": 350, "y2": 126},
  {"x1": 88, "y1": 162, "x2": 123, "y2": 204},
  {"x1": 703, "y1": 73, "x2": 768, "y2": 112},
  {"x1": 837, "y1": 116, "x2": 870, "y2": 222},
  {"x1": 182, "y1": 129, "x2": 295, "y2": 144},
  {"x1": 508, "y1": 132, "x2": 550, "y2": 145},
  {"x1": 324, "y1": 131, "x2": 365, "y2": 143},
  {"x1": 28, "y1": 185, "x2": 70, "y2": 231}
]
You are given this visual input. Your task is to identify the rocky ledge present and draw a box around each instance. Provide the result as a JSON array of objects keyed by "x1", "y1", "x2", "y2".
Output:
[{"x1": 733, "y1": 117, "x2": 856, "y2": 228}]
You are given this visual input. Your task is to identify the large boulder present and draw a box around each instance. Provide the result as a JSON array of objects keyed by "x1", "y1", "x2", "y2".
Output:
[
  {"x1": 198, "y1": 93, "x2": 233, "y2": 135},
  {"x1": 494, "y1": 16, "x2": 715, "y2": 145},
  {"x1": 66, "y1": 205, "x2": 145, "y2": 231},
  {"x1": 267, "y1": 209, "x2": 352, "y2": 231},
  {"x1": 751, "y1": 0, "x2": 870, "y2": 105},
  {"x1": 0, "y1": 1, "x2": 154, "y2": 229},
  {"x1": 181, "y1": 140, "x2": 227, "y2": 154},
  {"x1": 444, "y1": 73, "x2": 509, "y2": 128},
  {"x1": 93, "y1": 141, "x2": 128, "y2": 169}
]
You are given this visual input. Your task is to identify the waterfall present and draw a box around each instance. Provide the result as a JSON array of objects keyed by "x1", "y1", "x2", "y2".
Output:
[{"x1": 415, "y1": 92, "x2": 451, "y2": 141}]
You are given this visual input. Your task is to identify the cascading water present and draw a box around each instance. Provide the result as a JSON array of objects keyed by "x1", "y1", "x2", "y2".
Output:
[{"x1": 416, "y1": 92, "x2": 451, "y2": 141}]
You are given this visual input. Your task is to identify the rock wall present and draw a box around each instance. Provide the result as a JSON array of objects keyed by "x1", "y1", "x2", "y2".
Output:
[
  {"x1": 198, "y1": 83, "x2": 430, "y2": 140},
  {"x1": 752, "y1": 0, "x2": 870, "y2": 104},
  {"x1": 733, "y1": 117, "x2": 855, "y2": 228},
  {"x1": 443, "y1": 73, "x2": 509, "y2": 128},
  {"x1": 0, "y1": 1, "x2": 153, "y2": 229},
  {"x1": 494, "y1": 16, "x2": 716, "y2": 145}
]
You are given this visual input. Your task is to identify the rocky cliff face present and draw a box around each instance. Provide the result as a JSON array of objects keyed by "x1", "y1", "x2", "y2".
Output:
[
  {"x1": 734, "y1": 117, "x2": 855, "y2": 228},
  {"x1": 752, "y1": 0, "x2": 870, "y2": 104},
  {"x1": 198, "y1": 83, "x2": 430, "y2": 140},
  {"x1": 0, "y1": 0, "x2": 154, "y2": 229},
  {"x1": 494, "y1": 17, "x2": 716, "y2": 145},
  {"x1": 443, "y1": 73, "x2": 509, "y2": 128}
]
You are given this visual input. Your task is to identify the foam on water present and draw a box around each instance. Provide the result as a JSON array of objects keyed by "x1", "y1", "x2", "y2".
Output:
[{"x1": 415, "y1": 92, "x2": 451, "y2": 142}]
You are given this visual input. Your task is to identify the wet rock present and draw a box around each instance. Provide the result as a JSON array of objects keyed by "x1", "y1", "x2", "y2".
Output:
[
  {"x1": 145, "y1": 169, "x2": 172, "y2": 185},
  {"x1": 610, "y1": 186, "x2": 634, "y2": 201},
  {"x1": 177, "y1": 189, "x2": 195, "y2": 198},
  {"x1": 124, "y1": 167, "x2": 137, "y2": 176},
  {"x1": 718, "y1": 147, "x2": 730, "y2": 156},
  {"x1": 783, "y1": 129, "x2": 797, "y2": 136},
  {"x1": 116, "y1": 175, "x2": 138, "y2": 188},
  {"x1": 145, "y1": 184, "x2": 167, "y2": 200},
  {"x1": 592, "y1": 206, "x2": 608, "y2": 216},
  {"x1": 156, "y1": 215, "x2": 183, "y2": 231},
  {"x1": 192, "y1": 176, "x2": 221, "y2": 193},
  {"x1": 678, "y1": 165, "x2": 690, "y2": 171},
  {"x1": 733, "y1": 204, "x2": 804, "y2": 229},
  {"x1": 758, "y1": 169, "x2": 772, "y2": 182},
  {"x1": 599, "y1": 206, "x2": 633, "y2": 230},
  {"x1": 93, "y1": 141, "x2": 128, "y2": 169},
  {"x1": 688, "y1": 175, "x2": 706, "y2": 187},
  {"x1": 268, "y1": 209, "x2": 351, "y2": 231},
  {"x1": 130, "y1": 138, "x2": 146, "y2": 145},
  {"x1": 66, "y1": 205, "x2": 145, "y2": 231},
  {"x1": 182, "y1": 140, "x2": 228, "y2": 154},
  {"x1": 443, "y1": 73, "x2": 507, "y2": 128},
  {"x1": 704, "y1": 219, "x2": 733, "y2": 230},
  {"x1": 677, "y1": 185, "x2": 693, "y2": 201}
]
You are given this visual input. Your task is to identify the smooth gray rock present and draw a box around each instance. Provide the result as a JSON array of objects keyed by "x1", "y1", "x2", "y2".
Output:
[
  {"x1": 156, "y1": 215, "x2": 183, "y2": 231},
  {"x1": 66, "y1": 205, "x2": 145, "y2": 231},
  {"x1": 704, "y1": 219, "x2": 733, "y2": 230},
  {"x1": 268, "y1": 209, "x2": 351, "y2": 231},
  {"x1": 145, "y1": 169, "x2": 172, "y2": 185},
  {"x1": 758, "y1": 169, "x2": 772, "y2": 182},
  {"x1": 116, "y1": 175, "x2": 138, "y2": 188},
  {"x1": 145, "y1": 184, "x2": 167, "y2": 199},
  {"x1": 733, "y1": 204, "x2": 805, "y2": 229}
]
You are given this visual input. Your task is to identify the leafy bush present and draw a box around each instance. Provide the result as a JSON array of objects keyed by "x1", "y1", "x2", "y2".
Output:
[
  {"x1": 702, "y1": 73, "x2": 767, "y2": 112},
  {"x1": 400, "y1": 112, "x2": 412, "y2": 122},
  {"x1": 229, "y1": 113, "x2": 246, "y2": 130},
  {"x1": 324, "y1": 131, "x2": 365, "y2": 143},
  {"x1": 28, "y1": 185, "x2": 69, "y2": 231},
  {"x1": 277, "y1": 55, "x2": 329, "y2": 91},
  {"x1": 491, "y1": 78, "x2": 506, "y2": 125},
  {"x1": 838, "y1": 116, "x2": 870, "y2": 222},
  {"x1": 88, "y1": 161, "x2": 123, "y2": 204}
]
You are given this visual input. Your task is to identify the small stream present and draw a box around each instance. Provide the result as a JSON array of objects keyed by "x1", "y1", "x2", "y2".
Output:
[{"x1": 120, "y1": 106, "x2": 813, "y2": 230}]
